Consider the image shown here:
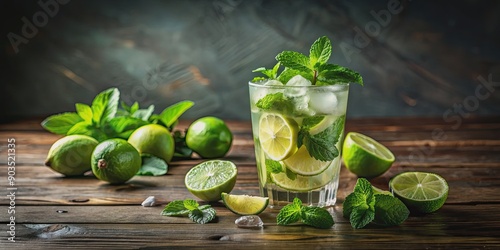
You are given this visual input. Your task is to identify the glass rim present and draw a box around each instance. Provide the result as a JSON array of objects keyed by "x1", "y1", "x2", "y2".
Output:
[{"x1": 248, "y1": 81, "x2": 349, "y2": 91}]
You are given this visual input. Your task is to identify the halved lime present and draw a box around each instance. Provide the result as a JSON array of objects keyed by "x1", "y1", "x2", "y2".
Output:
[
  {"x1": 258, "y1": 113, "x2": 298, "y2": 161},
  {"x1": 389, "y1": 172, "x2": 449, "y2": 214},
  {"x1": 221, "y1": 192, "x2": 269, "y2": 215},
  {"x1": 283, "y1": 146, "x2": 331, "y2": 176},
  {"x1": 342, "y1": 132, "x2": 395, "y2": 178},
  {"x1": 270, "y1": 160, "x2": 338, "y2": 191},
  {"x1": 185, "y1": 160, "x2": 238, "y2": 201}
]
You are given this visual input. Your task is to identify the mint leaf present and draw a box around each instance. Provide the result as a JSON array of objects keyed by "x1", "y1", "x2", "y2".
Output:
[
  {"x1": 309, "y1": 36, "x2": 332, "y2": 66},
  {"x1": 91, "y1": 88, "x2": 120, "y2": 125},
  {"x1": 256, "y1": 93, "x2": 293, "y2": 114},
  {"x1": 252, "y1": 76, "x2": 267, "y2": 82},
  {"x1": 67, "y1": 121, "x2": 107, "y2": 141},
  {"x1": 75, "y1": 103, "x2": 93, "y2": 123},
  {"x1": 252, "y1": 62, "x2": 280, "y2": 79},
  {"x1": 172, "y1": 130, "x2": 193, "y2": 159},
  {"x1": 266, "y1": 159, "x2": 283, "y2": 174},
  {"x1": 130, "y1": 101, "x2": 140, "y2": 114},
  {"x1": 158, "y1": 100, "x2": 194, "y2": 129},
  {"x1": 301, "y1": 206, "x2": 334, "y2": 229},
  {"x1": 277, "y1": 198, "x2": 302, "y2": 225},
  {"x1": 183, "y1": 199, "x2": 199, "y2": 211},
  {"x1": 188, "y1": 206, "x2": 216, "y2": 224},
  {"x1": 301, "y1": 116, "x2": 325, "y2": 129},
  {"x1": 302, "y1": 115, "x2": 344, "y2": 161},
  {"x1": 350, "y1": 206, "x2": 375, "y2": 229},
  {"x1": 105, "y1": 116, "x2": 149, "y2": 139},
  {"x1": 285, "y1": 168, "x2": 297, "y2": 180},
  {"x1": 161, "y1": 200, "x2": 190, "y2": 216},
  {"x1": 41, "y1": 112, "x2": 83, "y2": 135},
  {"x1": 136, "y1": 155, "x2": 168, "y2": 176},
  {"x1": 132, "y1": 104, "x2": 155, "y2": 121},
  {"x1": 354, "y1": 178, "x2": 373, "y2": 195},
  {"x1": 317, "y1": 65, "x2": 363, "y2": 86},
  {"x1": 372, "y1": 194, "x2": 409, "y2": 227},
  {"x1": 276, "y1": 51, "x2": 311, "y2": 73}
]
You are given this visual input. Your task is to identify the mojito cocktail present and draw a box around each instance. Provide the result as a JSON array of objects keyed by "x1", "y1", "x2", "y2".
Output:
[
  {"x1": 250, "y1": 79, "x2": 348, "y2": 208},
  {"x1": 248, "y1": 36, "x2": 362, "y2": 208}
]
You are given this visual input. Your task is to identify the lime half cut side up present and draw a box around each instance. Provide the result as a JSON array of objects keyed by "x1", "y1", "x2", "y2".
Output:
[
  {"x1": 185, "y1": 160, "x2": 238, "y2": 201},
  {"x1": 258, "y1": 113, "x2": 298, "y2": 161},
  {"x1": 389, "y1": 171, "x2": 449, "y2": 214},
  {"x1": 221, "y1": 192, "x2": 269, "y2": 215},
  {"x1": 342, "y1": 132, "x2": 395, "y2": 178}
]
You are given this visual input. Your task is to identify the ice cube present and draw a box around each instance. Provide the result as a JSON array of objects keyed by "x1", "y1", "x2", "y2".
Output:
[
  {"x1": 285, "y1": 75, "x2": 311, "y2": 97},
  {"x1": 141, "y1": 196, "x2": 156, "y2": 207},
  {"x1": 235, "y1": 215, "x2": 264, "y2": 228},
  {"x1": 264, "y1": 79, "x2": 283, "y2": 86},
  {"x1": 292, "y1": 95, "x2": 315, "y2": 116},
  {"x1": 309, "y1": 91, "x2": 338, "y2": 115}
]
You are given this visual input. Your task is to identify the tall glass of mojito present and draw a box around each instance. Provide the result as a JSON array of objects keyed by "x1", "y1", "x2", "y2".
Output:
[{"x1": 248, "y1": 37, "x2": 363, "y2": 208}]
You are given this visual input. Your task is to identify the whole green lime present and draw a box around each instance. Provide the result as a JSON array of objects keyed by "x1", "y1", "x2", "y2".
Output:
[
  {"x1": 91, "y1": 138, "x2": 141, "y2": 184},
  {"x1": 186, "y1": 117, "x2": 233, "y2": 158},
  {"x1": 128, "y1": 124, "x2": 175, "y2": 163},
  {"x1": 45, "y1": 135, "x2": 98, "y2": 176}
]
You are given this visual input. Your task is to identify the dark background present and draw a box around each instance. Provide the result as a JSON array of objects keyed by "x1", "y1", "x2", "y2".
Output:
[{"x1": 1, "y1": 0, "x2": 499, "y2": 122}]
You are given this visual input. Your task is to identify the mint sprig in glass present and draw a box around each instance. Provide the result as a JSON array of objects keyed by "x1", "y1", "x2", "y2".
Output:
[{"x1": 249, "y1": 36, "x2": 363, "y2": 208}]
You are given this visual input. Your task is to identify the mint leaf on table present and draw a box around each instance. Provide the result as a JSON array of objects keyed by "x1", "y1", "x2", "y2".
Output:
[
  {"x1": 161, "y1": 200, "x2": 191, "y2": 216},
  {"x1": 161, "y1": 199, "x2": 216, "y2": 224},
  {"x1": 343, "y1": 178, "x2": 409, "y2": 229},
  {"x1": 277, "y1": 198, "x2": 334, "y2": 229},
  {"x1": 309, "y1": 36, "x2": 332, "y2": 67},
  {"x1": 277, "y1": 198, "x2": 303, "y2": 226},
  {"x1": 301, "y1": 206, "x2": 334, "y2": 229},
  {"x1": 41, "y1": 112, "x2": 83, "y2": 135},
  {"x1": 372, "y1": 194, "x2": 410, "y2": 227},
  {"x1": 189, "y1": 206, "x2": 216, "y2": 224},
  {"x1": 256, "y1": 93, "x2": 294, "y2": 114},
  {"x1": 136, "y1": 155, "x2": 168, "y2": 176},
  {"x1": 91, "y1": 88, "x2": 120, "y2": 125}
]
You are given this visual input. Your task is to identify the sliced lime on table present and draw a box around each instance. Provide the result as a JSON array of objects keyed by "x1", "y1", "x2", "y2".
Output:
[
  {"x1": 221, "y1": 192, "x2": 269, "y2": 215},
  {"x1": 185, "y1": 160, "x2": 238, "y2": 201},
  {"x1": 283, "y1": 146, "x2": 331, "y2": 176},
  {"x1": 342, "y1": 132, "x2": 395, "y2": 178},
  {"x1": 389, "y1": 172, "x2": 449, "y2": 214},
  {"x1": 258, "y1": 113, "x2": 298, "y2": 161}
]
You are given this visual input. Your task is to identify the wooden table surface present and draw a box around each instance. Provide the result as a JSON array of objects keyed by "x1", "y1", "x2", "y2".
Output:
[{"x1": 1, "y1": 117, "x2": 500, "y2": 249}]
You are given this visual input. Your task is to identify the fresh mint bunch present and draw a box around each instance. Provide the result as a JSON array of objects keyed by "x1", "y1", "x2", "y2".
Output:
[
  {"x1": 343, "y1": 178, "x2": 410, "y2": 229},
  {"x1": 41, "y1": 88, "x2": 194, "y2": 154},
  {"x1": 277, "y1": 198, "x2": 334, "y2": 229},
  {"x1": 252, "y1": 36, "x2": 363, "y2": 86},
  {"x1": 161, "y1": 199, "x2": 216, "y2": 224}
]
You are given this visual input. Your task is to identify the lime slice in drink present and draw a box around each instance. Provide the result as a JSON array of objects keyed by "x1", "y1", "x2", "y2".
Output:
[
  {"x1": 185, "y1": 160, "x2": 238, "y2": 201},
  {"x1": 283, "y1": 146, "x2": 331, "y2": 176},
  {"x1": 221, "y1": 192, "x2": 269, "y2": 215},
  {"x1": 270, "y1": 161, "x2": 336, "y2": 191},
  {"x1": 307, "y1": 115, "x2": 336, "y2": 135},
  {"x1": 342, "y1": 132, "x2": 395, "y2": 178},
  {"x1": 258, "y1": 113, "x2": 298, "y2": 161},
  {"x1": 389, "y1": 172, "x2": 449, "y2": 214}
]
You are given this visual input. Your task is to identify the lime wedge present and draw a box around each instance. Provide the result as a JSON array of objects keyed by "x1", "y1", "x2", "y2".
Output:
[
  {"x1": 185, "y1": 160, "x2": 238, "y2": 201},
  {"x1": 389, "y1": 172, "x2": 449, "y2": 214},
  {"x1": 258, "y1": 113, "x2": 298, "y2": 161},
  {"x1": 342, "y1": 132, "x2": 395, "y2": 178},
  {"x1": 221, "y1": 192, "x2": 269, "y2": 215},
  {"x1": 283, "y1": 146, "x2": 331, "y2": 176},
  {"x1": 270, "y1": 160, "x2": 338, "y2": 191}
]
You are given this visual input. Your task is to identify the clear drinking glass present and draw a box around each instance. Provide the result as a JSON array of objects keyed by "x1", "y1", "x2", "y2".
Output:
[{"x1": 249, "y1": 81, "x2": 349, "y2": 208}]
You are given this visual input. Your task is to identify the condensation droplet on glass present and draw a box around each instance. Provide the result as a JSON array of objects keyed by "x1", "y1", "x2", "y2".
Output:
[{"x1": 235, "y1": 215, "x2": 264, "y2": 228}]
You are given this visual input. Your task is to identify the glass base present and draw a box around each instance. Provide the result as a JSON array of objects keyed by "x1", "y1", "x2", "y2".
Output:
[{"x1": 261, "y1": 178, "x2": 340, "y2": 209}]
